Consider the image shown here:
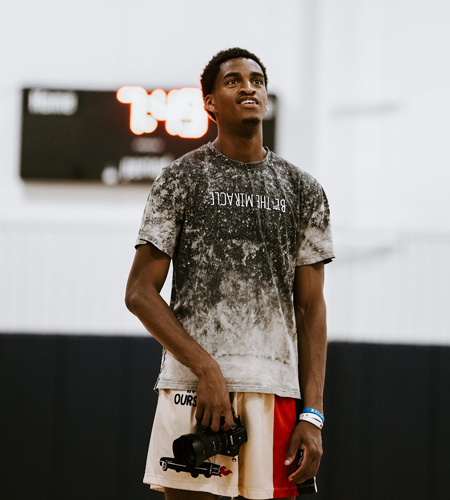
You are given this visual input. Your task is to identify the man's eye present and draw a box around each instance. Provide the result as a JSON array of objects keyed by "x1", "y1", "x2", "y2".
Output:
[{"x1": 254, "y1": 79, "x2": 264, "y2": 85}]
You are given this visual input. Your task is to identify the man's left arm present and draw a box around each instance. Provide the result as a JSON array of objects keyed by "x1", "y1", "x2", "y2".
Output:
[{"x1": 285, "y1": 261, "x2": 327, "y2": 483}]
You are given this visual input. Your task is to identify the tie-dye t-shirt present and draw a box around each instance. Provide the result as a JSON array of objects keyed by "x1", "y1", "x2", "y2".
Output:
[{"x1": 136, "y1": 142, "x2": 335, "y2": 399}]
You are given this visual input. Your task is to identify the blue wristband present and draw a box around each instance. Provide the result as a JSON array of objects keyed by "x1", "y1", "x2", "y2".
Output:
[{"x1": 301, "y1": 408, "x2": 325, "y2": 422}]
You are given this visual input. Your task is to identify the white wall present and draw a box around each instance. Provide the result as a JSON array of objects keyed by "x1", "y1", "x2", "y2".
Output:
[
  {"x1": 1, "y1": 0, "x2": 449, "y2": 344},
  {"x1": 313, "y1": 0, "x2": 450, "y2": 234},
  {"x1": 310, "y1": 0, "x2": 450, "y2": 343}
]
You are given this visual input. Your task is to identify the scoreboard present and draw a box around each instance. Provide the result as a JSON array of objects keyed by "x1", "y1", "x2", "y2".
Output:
[{"x1": 20, "y1": 87, "x2": 278, "y2": 184}]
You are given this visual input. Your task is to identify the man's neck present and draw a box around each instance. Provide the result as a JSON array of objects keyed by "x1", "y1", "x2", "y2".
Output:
[{"x1": 213, "y1": 129, "x2": 266, "y2": 163}]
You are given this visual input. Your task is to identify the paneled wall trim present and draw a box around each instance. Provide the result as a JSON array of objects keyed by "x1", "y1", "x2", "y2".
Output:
[{"x1": 1, "y1": 217, "x2": 449, "y2": 345}]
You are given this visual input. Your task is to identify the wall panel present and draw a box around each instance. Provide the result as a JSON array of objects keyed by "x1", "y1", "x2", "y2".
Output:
[
  {"x1": 2, "y1": 219, "x2": 449, "y2": 345},
  {"x1": 1, "y1": 334, "x2": 449, "y2": 500}
]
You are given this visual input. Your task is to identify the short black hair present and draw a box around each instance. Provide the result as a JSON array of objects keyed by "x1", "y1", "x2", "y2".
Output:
[{"x1": 200, "y1": 47, "x2": 268, "y2": 120}]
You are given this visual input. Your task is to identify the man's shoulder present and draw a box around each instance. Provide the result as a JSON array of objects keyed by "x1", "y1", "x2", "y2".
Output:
[
  {"x1": 270, "y1": 152, "x2": 321, "y2": 188},
  {"x1": 165, "y1": 143, "x2": 210, "y2": 173},
  {"x1": 152, "y1": 143, "x2": 210, "y2": 188}
]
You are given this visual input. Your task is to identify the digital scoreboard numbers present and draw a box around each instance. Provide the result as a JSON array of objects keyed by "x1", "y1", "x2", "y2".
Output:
[{"x1": 20, "y1": 88, "x2": 277, "y2": 183}]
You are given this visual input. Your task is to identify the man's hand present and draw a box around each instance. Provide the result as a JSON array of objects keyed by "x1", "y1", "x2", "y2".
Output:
[
  {"x1": 285, "y1": 421, "x2": 323, "y2": 484},
  {"x1": 195, "y1": 370, "x2": 234, "y2": 432}
]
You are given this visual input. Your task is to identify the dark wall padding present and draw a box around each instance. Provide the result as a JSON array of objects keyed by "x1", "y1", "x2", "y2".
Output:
[
  {"x1": 0, "y1": 335, "x2": 161, "y2": 500},
  {"x1": 0, "y1": 335, "x2": 449, "y2": 500}
]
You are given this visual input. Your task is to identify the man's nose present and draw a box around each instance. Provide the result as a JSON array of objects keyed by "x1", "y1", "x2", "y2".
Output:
[{"x1": 240, "y1": 82, "x2": 256, "y2": 93}]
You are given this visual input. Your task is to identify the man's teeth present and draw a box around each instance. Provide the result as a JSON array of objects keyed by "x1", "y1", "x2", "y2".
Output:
[{"x1": 242, "y1": 100, "x2": 255, "y2": 104}]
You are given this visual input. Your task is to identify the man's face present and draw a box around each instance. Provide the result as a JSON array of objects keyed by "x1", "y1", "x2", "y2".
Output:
[{"x1": 205, "y1": 57, "x2": 268, "y2": 127}]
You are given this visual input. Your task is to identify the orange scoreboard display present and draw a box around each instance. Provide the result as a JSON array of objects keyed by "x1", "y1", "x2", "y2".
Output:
[{"x1": 20, "y1": 87, "x2": 277, "y2": 184}]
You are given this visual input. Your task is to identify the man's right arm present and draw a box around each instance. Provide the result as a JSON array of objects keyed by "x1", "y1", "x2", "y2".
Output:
[{"x1": 125, "y1": 242, "x2": 233, "y2": 432}]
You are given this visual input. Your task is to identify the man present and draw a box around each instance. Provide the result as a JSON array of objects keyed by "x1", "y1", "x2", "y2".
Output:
[{"x1": 125, "y1": 47, "x2": 335, "y2": 500}]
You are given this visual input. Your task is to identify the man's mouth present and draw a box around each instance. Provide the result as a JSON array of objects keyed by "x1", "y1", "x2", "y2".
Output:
[{"x1": 239, "y1": 98, "x2": 258, "y2": 108}]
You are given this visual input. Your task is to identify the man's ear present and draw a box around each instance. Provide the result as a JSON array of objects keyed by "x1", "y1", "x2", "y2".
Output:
[{"x1": 204, "y1": 94, "x2": 216, "y2": 112}]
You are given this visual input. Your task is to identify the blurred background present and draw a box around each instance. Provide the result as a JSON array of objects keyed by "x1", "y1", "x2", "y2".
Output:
[{"x1": 1, "y1": 1, "x2": 449, "y2": 499}]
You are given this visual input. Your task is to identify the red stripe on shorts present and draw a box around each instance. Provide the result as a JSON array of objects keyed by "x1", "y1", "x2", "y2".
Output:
[{"x1": 272, "y1": 395, "x2": 300, "y2": 498}]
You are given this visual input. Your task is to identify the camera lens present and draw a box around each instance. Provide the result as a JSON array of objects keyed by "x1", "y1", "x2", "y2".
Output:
[{"x1": 173, "y1": 429, "x2": 227, "y2": 467}]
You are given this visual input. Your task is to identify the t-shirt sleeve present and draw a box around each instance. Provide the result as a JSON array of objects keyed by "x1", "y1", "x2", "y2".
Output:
[
  {"x1": 134, "y1": 165, "x2": 187, "y2": 258},
  {"x1": 296, "y1": 177, "x2": 335, "y2": 266}
]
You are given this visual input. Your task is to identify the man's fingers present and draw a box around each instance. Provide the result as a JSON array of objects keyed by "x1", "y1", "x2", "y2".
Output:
[
  {"x1": 195, "y1": 403, "x2": 204, "y2": 423},
  {"x1": 285, "y1": 433, "x2": 302, "y2": 465},
  {"x1": 195, "y1": 398, "x2": 234, "y2": 432},
  {"x1": 284, "y1": 454, "x2": 296, "y2": 466},
  {"x1": 288, "y1": 448, "x2": 307, "y2": 482},
  {"x1": 210, "y1": 412, "x2": 221, "y2": 432},
  {"x1": 210, "y1": 401, "x2": 234, "y2": 432},
  {"x1": 222, "y1": 408, "x2": 234, "y2": 431},
  {"x1": 286, "y1": 422, "x2": 323, "y2": 483},
  {"x1": 288, "y1": 448, "x2": 321, "y2": 483},
  {"x1": 311, "y1": 457, "x2": 321, "y2": 478},
  {"x1": 201, "y1": 409, "x2": 212, "y2": 428}
]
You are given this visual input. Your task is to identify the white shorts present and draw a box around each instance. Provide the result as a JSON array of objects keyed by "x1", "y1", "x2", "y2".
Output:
[{"x1": 143, "y1": 390, "x2": 305, "y2": 499}]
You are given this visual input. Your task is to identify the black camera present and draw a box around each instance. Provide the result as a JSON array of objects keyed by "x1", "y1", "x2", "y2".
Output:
[{"x1": 172, "y1": 415, "x2": 247, "y2": 467}]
